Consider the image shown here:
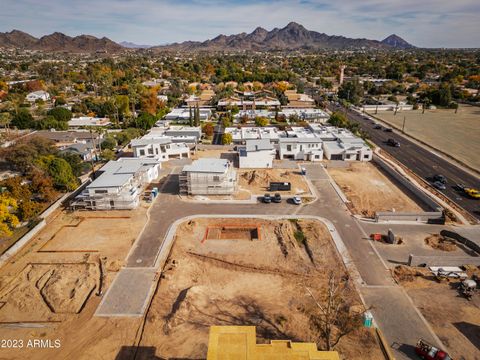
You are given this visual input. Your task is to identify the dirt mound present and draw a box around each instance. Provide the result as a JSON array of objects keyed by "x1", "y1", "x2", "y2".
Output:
[
  {"x1": 241, "y1": 170, "x2": 273, "y2": 186},
  {"x1": 393, "y1": 265, "x2": 429, "y2": 282},
  {"x1": 424, "y1": 234, "x2": 457, "y2": 252}
]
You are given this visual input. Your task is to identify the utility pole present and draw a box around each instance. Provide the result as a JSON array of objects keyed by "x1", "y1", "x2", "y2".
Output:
[{"x1": 402, "y1": 116, "x2": 406, "y2": 133}]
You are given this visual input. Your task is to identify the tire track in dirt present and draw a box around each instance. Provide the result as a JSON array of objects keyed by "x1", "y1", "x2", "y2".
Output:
[{"x1": 186, "y1": 251, "x2": 314, "y2": 278}]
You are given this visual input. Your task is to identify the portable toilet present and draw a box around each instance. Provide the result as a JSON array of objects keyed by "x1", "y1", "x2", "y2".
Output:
[{"x1": 363, "y1": 311, "x2": 373, "y2": 328}]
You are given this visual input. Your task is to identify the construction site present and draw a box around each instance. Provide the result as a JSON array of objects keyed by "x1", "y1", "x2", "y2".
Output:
[
  {"x1": 393, "y1": 264, "x2": 480, "y2": 360},
  {"x1": 135, "y1": 217, "x2": 384, "y2": 360},
  {"x1": 0, "y1": 208, "x2": 149, "y2": 360},
  {"x1": 327, "y1": 161, "x2": 423, "y2": 217},
  {"x1": 238, "y1": 168, "x2": 312, "y2": 197}
]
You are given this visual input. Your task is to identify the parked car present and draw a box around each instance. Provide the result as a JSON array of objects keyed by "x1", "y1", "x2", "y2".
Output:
[
  {"x1": 433, "y1": 181, "x2": 447, "y2": 190},
  {"x1": 273, "y1": 193, "x2": 282, "y2": 203},
  {"x1": 433, "y1": 174, "x2": 447, "y2": 184},
  {"x1": 292, "y1": 196, "x2": 302, "y2": 205},
  {"x1": 263, "y1": 193, "x2": 272, "y2": 203},
  {"x1": 384, "y1": 127, "x2": 393, "y2": 132},
  {"x1": 387, "y1": 138, "x2": 400, "y2": 147},
  {"x1": 373, "y1": 124, "x2": 382, "y2": 129}
]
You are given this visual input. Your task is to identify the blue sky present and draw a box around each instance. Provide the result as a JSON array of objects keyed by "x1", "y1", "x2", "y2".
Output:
[{"x1": 1, "y1": 0, "x2": 479, "y2": 47}]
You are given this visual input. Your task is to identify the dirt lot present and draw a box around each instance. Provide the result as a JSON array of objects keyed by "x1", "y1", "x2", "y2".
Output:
[
  {"x1": 367, "y1": 104, "x2": 480, "y2": 172},
  {"x1": 138, "y1": 218, "x2": 383, "y2": 359},
  {"x1": 238, "y1": 168, "x2": 311, "y2": 196},
  {"x1": 328, "y1": 162, "x2": 422, "y2": 217},
  {"x1": 393, "y1": 265, "x2": 480, "y2": 360},
  {"x1": 0, "y1": 207, "x2": 149, "y2": 360}
]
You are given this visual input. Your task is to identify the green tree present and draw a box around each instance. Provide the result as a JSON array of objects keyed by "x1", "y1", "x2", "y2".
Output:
[
  {"x1": 134, "y1": 113, "x2": 157, "y2": 130},
  {"x1": 221, "y1": 133, "x2": 233, "y2": 145},
  {"x1": 255, "y1": 116, "x2": 269, "y2": 127},
  {"x1": 35, "y1": 116, "x2": 68, "y2": 130},
  {"x1": 47, "y1": 107, "x2": 72, "y2": 122},
  {"x1": 101, "y1": 149, "x2": 116, "y2": 161},
  {"x1": 59, "y1": 152, "x2": 87, "y2": 177},
  {"x1": 101, "y1": 136, "x2": 117, "y2": 151},
  {"x1": 36, "y1": 156, "x2": 78, "y2": 191},
  {"x1": 328, "y1": 112, "x2": 349, "y2": 128},
  {"x1": 11, "y1": 109, "x2": 34, "y2": 129},
  {"x1": 338, "y1": 80, "x2": 363, "y2": 105}
]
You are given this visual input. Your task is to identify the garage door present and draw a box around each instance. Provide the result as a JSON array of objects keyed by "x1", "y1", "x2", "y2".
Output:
[{"x1": 330, "y1": 154, "x2": 343, "y2": 160}]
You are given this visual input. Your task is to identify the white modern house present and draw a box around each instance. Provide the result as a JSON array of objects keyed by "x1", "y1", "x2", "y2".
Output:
[
  {"x1": 180, "y1": 158, "x2": 237, "y2": 195},
  {"x1": 72, "y1": 158, "x2": 160, "y2": 210},
  {"x1": 278, "y1": 138, "x2": 323, "y2": 161},
  {"x1": 130, "y1": 137, "x2": 190, "y2": 161},
  {"x1": 163, "y1": 108, "x2": 212, "y2": 123},
  {"x1": 68, "y1": 116, "x2": 112, "y2": 128},
  {"x1": 147, "y1": 125, "x2": 202, "y2": 144},
  {"x1": 238, "y1": 139, "x2": 276, "y2": 168},
  {"x1": 224, "y1": 127, "x2": 281, "y2": 145},
  {"x1": 26, "y1": 90, "x2": 50, "y2": 102}
]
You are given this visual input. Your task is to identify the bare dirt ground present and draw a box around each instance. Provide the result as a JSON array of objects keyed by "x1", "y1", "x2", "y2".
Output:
[
  {"x1": 367, "y1": 104, "x2": 480, "y2": 172},
  {"x1": 138, "y1": 218, "x2": 383, "y2": 360},
  {"x1": 393, "y1": 265, "x2": 480, "y2": 360},
  {"x1": 424, "y1": 234, "x2": 458, "y2": 252},
  {"x1": 328, "y1": 162, "x2": 422, "y2": 217},
  {"x1": 0, "y1": 207, "x2": 149, "y2": 360},
  {"x1": 238, "y1": 168, "x2": 311, "y2": 196},
  {"x1": 191, "y1": 148, "x2": 237, "y2": 161}
]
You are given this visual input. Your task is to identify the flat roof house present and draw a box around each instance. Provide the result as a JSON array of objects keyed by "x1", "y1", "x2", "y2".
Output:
[
  {"x1": 278, "y1": 137, "x2": 324, "y2": 161},
  {"x1": 163, "y1": 108, "x2": 212, "y2": 123},
  {"x1": 130, "y1": 136, "x2": 190, "y2": 161},
  {"x1": 73, "y1": 158, "x2": 160, "y2": 210},
  {"x1": 68, "y1": 116, "x2": 111, "y2": 128},
  {"x1": 238, "y1": 139, "x2": 276, "y2": 168},
  {"x1": 180, "y1": 158, "x2": 237, "y2": 195}
]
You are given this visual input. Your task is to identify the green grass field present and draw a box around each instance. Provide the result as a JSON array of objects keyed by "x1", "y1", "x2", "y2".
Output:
[{"x1": 367, "y1": 105, "x2": 480, "y2": 172}]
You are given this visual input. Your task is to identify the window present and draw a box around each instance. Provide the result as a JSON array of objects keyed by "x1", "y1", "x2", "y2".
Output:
[
  {"x1": 148, "y1": 148, "x2": 154, "y2": 154},
  {"x1": 315, "y1": 155, "x2": 320, "y2": 159},
  {"x1": 287, "y1": 145, "x2": 292, "y2": 151},
  {"x1": 110, "y1": 200, "x2": 115, "y2": 207},
  {"x1": 300, "y1": 145, "x2": 303, "y2": 151},
  {"x1": 95, "y1": 190, "x2": 108, "y2": 194},
  {"x1": 139, "y1": 149, "x2": 145, "y2": 156},
  {"x1": 364, "y1": 154, "x2": 369, "y2": 159},
  {"x1": 155, "y1": 148, "x2": 159, "y2": 154},
  {"x1": 213, "y1": 175, "x2": 220, "y2": 182}
]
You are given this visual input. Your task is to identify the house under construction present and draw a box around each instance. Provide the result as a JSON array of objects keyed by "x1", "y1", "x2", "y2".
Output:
[{"x1": 180, "y1": 158, "x2": 237, "y2": 195}]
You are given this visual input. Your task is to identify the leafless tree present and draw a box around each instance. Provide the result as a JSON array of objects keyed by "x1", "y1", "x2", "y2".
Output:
[{"x1": 305, "y1": 272, "x2": 362, "y2": 351}]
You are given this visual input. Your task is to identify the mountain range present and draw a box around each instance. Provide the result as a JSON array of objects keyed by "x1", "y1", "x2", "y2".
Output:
[
  {"x1": 0, "y1": 30, "x2": 123, "y2": 52},
  {"x1": 0, "y1": 23, "x2": 415, "y2": 53},
  {"x1": 153, "y1": 22, "x2": 415, "y2": 51}
]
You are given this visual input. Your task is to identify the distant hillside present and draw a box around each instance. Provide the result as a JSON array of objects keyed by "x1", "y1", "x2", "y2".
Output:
[
  {"x1": 120, "y1": 41, "x2": 152, "y2": 49},
  {"x1": 381, "y1": 34, "x2": 415, "y2": 49},
  {"x1": 0, "y1": 30, "x2": 123, "y2": 53},
  {"x1": 153, "y1": 22, "x2": 392, "y2": 52}
]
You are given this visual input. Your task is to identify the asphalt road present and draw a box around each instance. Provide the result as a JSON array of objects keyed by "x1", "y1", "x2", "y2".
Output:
[{"x1": 331, "y1": 104, "x2": 480, "y2": 221}]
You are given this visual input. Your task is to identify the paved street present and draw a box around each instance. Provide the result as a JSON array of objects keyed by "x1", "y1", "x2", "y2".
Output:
[{"x1": 96, "y1": 162, "x2": 477, "y2": 359}]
